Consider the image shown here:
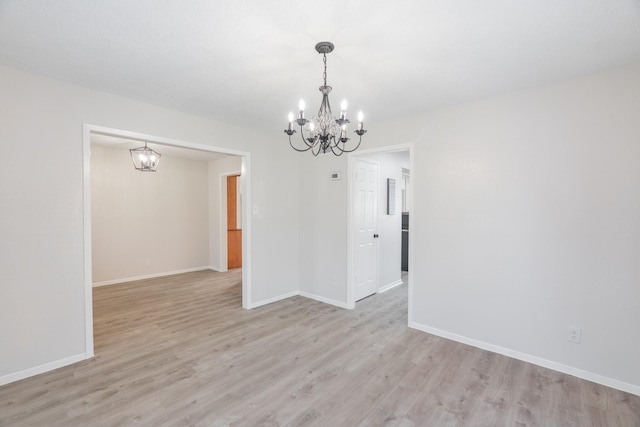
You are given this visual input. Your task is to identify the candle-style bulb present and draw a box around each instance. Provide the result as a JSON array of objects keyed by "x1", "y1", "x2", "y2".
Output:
[
  {"x1": 357, "y1": 111, "x2": 364, "y2": 132},
  {"x1": 339, "y1": 99, "x2": 348, "y2": 120},
  {"x1": 287, "y1": 111, "x2": 294, "y2": 131},
  {"x1": 299, "y1": 99, "x2": 306, "y2": 111}
]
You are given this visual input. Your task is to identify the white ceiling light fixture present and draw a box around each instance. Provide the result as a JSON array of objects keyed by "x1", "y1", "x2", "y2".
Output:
[
  {"x1": 129, "y1": 142, "x2": 161, "y2": 172},
  {"x1": 285, "y1": 41, "x2": 367, "y2": 156}
]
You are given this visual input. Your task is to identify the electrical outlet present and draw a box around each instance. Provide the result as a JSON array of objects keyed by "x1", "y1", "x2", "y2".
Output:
[
  {"x1": 568, "y1": 326, "x2": 581, "y2": 344},
  {"x1": 145, "y1": 259, "x2": 152, "y2": 267}
]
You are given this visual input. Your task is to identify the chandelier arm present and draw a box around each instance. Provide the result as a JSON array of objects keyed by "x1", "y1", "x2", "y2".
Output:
[
  {"x1": 329, "y1": 144, "x2": 346, "y2": 156},
  {"x1": 289, "y1": 134, "x2": 313, "y2": 152},
  {"x1": 334, "y1": 134, "x2": 363, "y2": 154},
  {"x1": 330, "y1": 137, "x2": 343, "y2": 153},
  {"x1": 321, "y1": 136, "x2": 342, "y2": 156},
  {"x1": 298, "y1": 126, "x2": 319, "y2": 148}
]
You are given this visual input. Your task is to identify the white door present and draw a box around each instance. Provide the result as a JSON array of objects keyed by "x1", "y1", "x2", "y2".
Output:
[{"x1": 354, "y1": 159, "x2": 378, "y2": 301}]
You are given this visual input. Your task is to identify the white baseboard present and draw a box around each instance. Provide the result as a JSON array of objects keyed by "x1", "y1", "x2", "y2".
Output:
[
  {"x1": 248, "y1": 290, "x2": 351, "y2": 310},
  {"x1": 0, "y1": 353, "x2": 87, "y2": 387},
  {"x1": 248, "y1": 291, "x2": 299, "y2": 309},
  {"x1": 93, "y1": 266, "x2": 212, "y2": 287},
  {"x1": 408, "y1": 321, "x2": 640, "y2": 397},
  {"x1": 208, "y1": 265, "x2": 226, "y2": 273},
  {"x1": 298, "y1": 291, "x2": 350, "y2": 309},
  {"x1": 378, "y1": 279, "x2": 403, "y2": 293}
]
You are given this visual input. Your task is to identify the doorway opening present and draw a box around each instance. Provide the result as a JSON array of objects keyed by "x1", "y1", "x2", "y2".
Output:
[
  {"x1": 82, "y1": 124, "x2": 252, "y2": 358},
  {"x1": 347, "y1": 144, "x2": 414, "y2": 314}
]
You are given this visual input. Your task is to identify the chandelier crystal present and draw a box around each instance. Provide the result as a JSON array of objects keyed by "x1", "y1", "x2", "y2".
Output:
[{"x1": 285, "y1": 42, "x2": 367, "y2": 156}]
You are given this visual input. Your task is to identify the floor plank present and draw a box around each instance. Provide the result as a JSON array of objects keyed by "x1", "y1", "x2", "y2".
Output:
[{"x1": 1, "y1": 269, "x2": 638, "y2": 426}]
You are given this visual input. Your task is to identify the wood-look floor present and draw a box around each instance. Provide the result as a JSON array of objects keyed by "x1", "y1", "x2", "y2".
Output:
[{"x1": 1, "y1": 270, "x2": 639, "y2": 426}]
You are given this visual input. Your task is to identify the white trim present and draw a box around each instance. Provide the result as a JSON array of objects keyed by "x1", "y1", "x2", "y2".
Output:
[
  {"x1": 208, "y1": 265, "x2": 224, "y2": 273},
  {"x1": 298, "y1": 291, "x2": 351, "y2": 309},
  {"x1": 0, "y1": 353, "x2": 86, "y2": 387},
  {"x1": 88, "y1": 125, "x2": 246, "y2": 156},
  {"x1": 407, "y1": 146, "x2": 415, "y2": 328},
  {"x1": 378, "y1": 279, "x2": 403, "y2": 293},
  {"x1": 248, "y1": 291, "x2": 299, "y2": 309},
  {"x1": 82, "y1": 125, "x2": 94, "y2": 359},
  {"x1": 248, "y1": 291, "x2": 352, "y2": 310},
  {"x1": 409, "y1": 321, "x2": 640, "y2": 397},
  {"x1": 92, "y1": 267, "x2": 212, "y2": 287},
  {"x1": 240, "y1": 155, "x2": 252, "y2": 309},
  {"x1": 346, "y1": 155, "x2": 356, "y2": 308}
]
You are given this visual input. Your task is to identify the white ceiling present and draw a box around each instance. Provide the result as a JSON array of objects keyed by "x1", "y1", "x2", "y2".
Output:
[{"x1": 1, "y1": 1, "x2": 640, "y2": 131}]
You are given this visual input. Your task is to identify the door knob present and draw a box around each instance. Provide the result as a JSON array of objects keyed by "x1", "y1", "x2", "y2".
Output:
[{"x1": 373, "y1": 234, "x2": 379, "y2": 239}]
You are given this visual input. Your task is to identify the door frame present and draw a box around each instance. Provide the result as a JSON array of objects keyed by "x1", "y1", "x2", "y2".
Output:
[
  {"x1": 82, "y1": 124, "x2": 252, "y2": 358},
  {"x1": 347, "y1": 143, "x2": 415, "y2": 311}
]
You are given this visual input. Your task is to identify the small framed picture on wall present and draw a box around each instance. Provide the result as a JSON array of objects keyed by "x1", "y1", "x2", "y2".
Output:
[{"x1": 387, "y1": 178, "x2": 396, "y2": 215}]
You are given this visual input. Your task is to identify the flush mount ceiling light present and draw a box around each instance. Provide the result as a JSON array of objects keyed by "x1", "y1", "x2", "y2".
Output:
[
  {"x1": 285, "y1": 41, "x2": 367, "y2": 156},
  {"x1": 129, "y1": 142, "x2": 161, "y2": 172}
]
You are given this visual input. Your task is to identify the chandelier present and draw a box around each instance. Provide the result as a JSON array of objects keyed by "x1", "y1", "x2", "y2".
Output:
[
  {"x1": 285, "y1": 42, "x2": 367, "y2": 156},
  {"x1": 129, "y1": 142, "x2": 161, "y2": 172}
]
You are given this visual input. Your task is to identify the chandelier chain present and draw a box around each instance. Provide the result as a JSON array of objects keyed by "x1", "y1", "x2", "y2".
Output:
[{"x1": 323, "y1": 53, "x2": 327, "y2": 86}]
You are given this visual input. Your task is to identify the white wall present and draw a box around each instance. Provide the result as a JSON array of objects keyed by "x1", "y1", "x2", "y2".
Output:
[
  {"x1": 208, "y1": 155, "x2": 242, "y2": 271},
  {"x1": 296, "y1": 64, "x2": 640, "y2": 394},
  {"x1": 406, "y1": 65, "x2": 640, "y2": 393},
  {"x1": 0, "y1": 65, "x2": 299, "y2": 384},
  {"x1": 296, "y1": 154, "x2": 349, "y2": 307},
  {"x1": 91, "y1": 144, "x2": 210, "y2": 284}
]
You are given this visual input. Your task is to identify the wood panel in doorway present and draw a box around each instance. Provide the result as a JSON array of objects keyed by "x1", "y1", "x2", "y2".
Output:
[{"x1": 227, "y1": 174, "x2": 242, "y2": 269}]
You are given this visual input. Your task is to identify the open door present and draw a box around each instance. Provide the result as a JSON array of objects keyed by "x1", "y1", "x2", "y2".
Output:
[
  {"x1": 227, "y1": 174, "x2": 242, "y2": 269},
  {"x1": 353, "y1": 159, "x2": 379, "y2": 301}
]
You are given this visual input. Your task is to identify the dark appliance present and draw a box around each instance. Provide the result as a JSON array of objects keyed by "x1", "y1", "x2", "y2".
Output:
[{"x1": 402, "y1": 213, "x2": 409, "y2": 271}]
